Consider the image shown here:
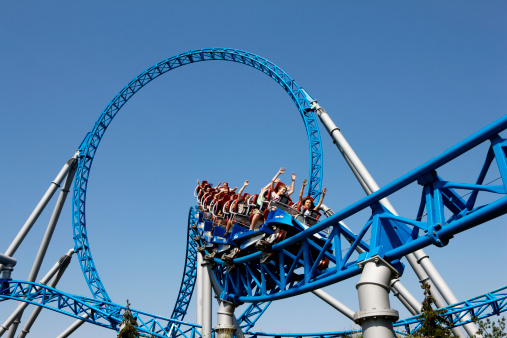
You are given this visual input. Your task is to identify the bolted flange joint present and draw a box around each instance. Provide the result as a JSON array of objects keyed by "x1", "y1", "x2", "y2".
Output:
[{"x1": 353, "y1": 308, "x2": 399, "y2": 324}]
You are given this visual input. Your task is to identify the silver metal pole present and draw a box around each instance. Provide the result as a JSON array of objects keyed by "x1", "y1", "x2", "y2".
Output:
[
  {"x1": 354, "y1": 258, "x2": 399, "y2": 338},
  {"x1": 215, "y1": 301, "x2": 236, "y2": 338},
  {"x1": 28, "y1": 158, "x2": 77, "y2": 282},
  {"x1": 0, "y1": 250, "x2": 75, "y2": 336},
  {"x1": 3, "y1": 152, "x2": 79, "y2": 258},
  {"x1": 18, "y1": 250, "x2": 73, "y2": 337},
  {"x1": 201, "y1": 260, "x2": 212, "y2": 338},
  {"x1": 56, "y1": 315, "x2": 90, "y2": 338},
  {"x1": 390, "y1": 279, "x2": 421, "y2": 316},
  {"x1": 414, "y1": 251, "x2": 477, "y2": 337},
  {"x1": 196, "y1": 252, "x2": 203, "y2": 333},
  {"x1": 321, "y1": 205, "x2": 424, "y2": 321},
  {"x1": 206, "y1": 263, "x2": 244, "y2": 338},
  {"x1": 310, "y1": 99, "x2": 476, "y2": 335},
  {"x1": 0, "y1": 254, "x2": 16, "y2": 267},
  {"x1": 1, "y1": 160, "x2": 77, "y2": 338},
  {"x1": 311, "y1": 289, "x2": 355, "y2": 320}
]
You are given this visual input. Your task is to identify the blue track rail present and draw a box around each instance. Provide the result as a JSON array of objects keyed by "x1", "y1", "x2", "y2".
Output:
[
  {"x1": 0, "y1": 280, "x2": 201, "y2": 338},
  {"x1": 170, "y1": 207, "x2": 199, "y2": 330},
  {"x1": 71, "y1": 49, "x2": 324, "y2": 309},
  {"x1": 0, "y1": 280, "x2": 504, "y2": 337},
  {"x1": 212, "y1": 114, "x2": 507, "y2": 303}
]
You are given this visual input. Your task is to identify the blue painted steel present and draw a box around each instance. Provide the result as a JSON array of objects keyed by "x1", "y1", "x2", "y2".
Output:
[
  {"x1": 394, "y1": 285, "x2": 507, "y2": 334},
  {"x1": 71, "y1": 48, "x2": 324, "y2": 306},
  {"x1": 213, "y1": 114, "x2": 507, "y2": 303},
  {"x1": 237, "y1": 301, "x2": 271, "y2": 333},
  {"x1": 170, "y1": 207, "x2": 199, "y2": 326},
  {"x1": 0, "y1": 280, "x2": 201, "y2": 338},
  {"x1": 1, "y1": 279, "x2": 505, "y2": 337}
]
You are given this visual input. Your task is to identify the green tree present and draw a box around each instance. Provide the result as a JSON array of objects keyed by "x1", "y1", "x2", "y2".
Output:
[
  {"x1": 117, "y1": 300, "x2": 139, "y2": 338},
  {"x1": 473, "y1": 316, "x2": 506, "y2": 338},
  {"x1": 409, "y1": 282, "x2": 453, "y2": 337}
]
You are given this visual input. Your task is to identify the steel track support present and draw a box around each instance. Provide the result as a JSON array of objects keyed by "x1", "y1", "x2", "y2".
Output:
[
  {"x1": 354, "y1": 257, "x2": 399, "y2": 338},
  {"x1": 196, "y1": 252, "x2": 203, "y2": 334},
  {"x1": 414, "y1": 250, "x2": 479, "y2": 337},
  {"x1": 215, "y1": 300, "x2": 236, "y2": 338},
  {"x1": 309, "y1": 99, "x2": 475, "y2": 336},
  {"x1": 18, "y1": 250, "x2": 74, "y2": 337},
  {"x1": 311, "y1": 289, "x2": 355, "y2": 320},
  {"x1": 207, "y1": 262, "x2": 244, "y2": 338},
  {"x1": 2, "y1": 152, "x2": 79, "y2": 260},
  {"x1": 56, "y1": 314, "x2": 90, "y2": 338},
  {"x1": 0, "y1": 249, "x2": 75, "y2": 336},
  {"x1": 201, "y1": 259, "x2": 212, "y2": 338},
  {"x1": 390, "y1": 279, "x2": 420, "y2": 316},
  {"x1": 320, "y1": 205, "x2": 425, "y2": 323},
  {"x1": 0, "y1": 158, "x2": 77, "y2": 338}
]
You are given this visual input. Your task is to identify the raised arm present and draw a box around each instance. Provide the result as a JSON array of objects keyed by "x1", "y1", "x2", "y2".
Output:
[
  {"x1": 196, "y1": 179, "x2": 204, "y2": 189},
  {"x1": 237, "y1": 180, "x2": 249, "y2": 200},
  {"x1": 269, "y1": 167, "x2": 285, "y2": 192},
  {"x1": 314, "y1": 187, "x2": 327, "y2": 211},
  {"x1": 299, "y1": 178, "x2": 308, "y2": 205},
  {"x1": 286, "y1": 173, "x2": 296, "y2": 196}
]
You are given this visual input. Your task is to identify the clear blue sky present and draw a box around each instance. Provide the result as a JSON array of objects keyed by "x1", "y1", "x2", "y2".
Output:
[{"x1": 1, "y1": 1, "x2": 506, "y2": 337}]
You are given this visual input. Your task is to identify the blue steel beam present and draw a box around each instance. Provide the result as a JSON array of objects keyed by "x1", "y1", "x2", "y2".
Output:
[
  {"x1": 1, "y1": 280, "x2": 505, "y2": 337},
  {"x1": 394, "y1": 285, "x2": 507, "y2": 334},
  {"x1": 72, "y1": 48, "x2": 324, "y2": 309},
  {"x1": 0, "y1": 280, "x2": 201, "y2": 338},
  {"x1": 171, "y1": 207, "x2": 199, "y2": 325},
  {"x1": 213, "y1": 114, "x2": 507, "y2": 303}
]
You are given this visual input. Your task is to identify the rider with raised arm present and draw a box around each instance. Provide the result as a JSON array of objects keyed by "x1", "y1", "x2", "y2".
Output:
[
  {"x1": 298, "y1": 178, "x2": 327, "y2": 218},
  {"x1": 250, "y1": 167, "x2": 286, "y2": 231},
  {"x1": 225, "y1": 180, "x2": 250, "y2": 235}
]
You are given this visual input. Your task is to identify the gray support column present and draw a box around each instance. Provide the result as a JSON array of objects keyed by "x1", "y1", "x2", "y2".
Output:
[
  {"x1": 196, "y1": 252, "x2": 203, "y2": 333},
  {"x1": 215, "y1": 301, "x2": 236, "y2": 338},
  {"x1": 310, "y1": 101, "x2": 476, "y2": 336},
  {"x1": 28, "y1": 159, "x2": 77, "y2": 282},
  {"x1": 3, "y1": 152, "x2": 79, "y2": 258},
  {"x1": 56, "y1": 314, "x2": 90, "y2": 338},
  {"x1": 0, "y1": 250, "x2": 75, "y2": 336},
  {"x1": 201, "y1": 260, "x2": 212, "y2": 338},
  {"x1": 206, "y1": 264, "x2": 244, "y2": 338},
  {"x1": 415, "y1": 251, "x2": 477, "y2": 337},
  {"x1": 18, "y1": 250, "x2": 74, "y2": 337},
  {"x1": 311, "y1": 289, "x2": 355, "y2": 320},
  {"x1": 354, "y1": 258, "x2": 399, "y2": 338},
  {"x1": 321, "y1": 206, "x2": 424, "y2": 322},
  {"x1": 390, "y1": 279, "x2": 420, "y2": 316},
  {"x1": 0, "y1": 160, "x2": 77, "y2": 338}
]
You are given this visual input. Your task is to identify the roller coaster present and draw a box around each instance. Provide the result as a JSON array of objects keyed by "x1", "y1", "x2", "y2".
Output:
[{"x1": 0, "y1": 48, "x2": 506, "y2": 338}]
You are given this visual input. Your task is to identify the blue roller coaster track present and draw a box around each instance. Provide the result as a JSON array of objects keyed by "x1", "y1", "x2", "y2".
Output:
[
  {"x1": 71, "y1": 48, "x2": 324, "y2": 306},
  {"x1": 0, "y1": 48, "x2": 505, "y2": 337}
]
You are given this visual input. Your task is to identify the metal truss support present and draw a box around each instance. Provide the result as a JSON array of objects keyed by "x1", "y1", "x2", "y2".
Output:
[
  {"x1": 1, "y1": 158, "x2": 77, "y2": 338},
  {"x1": 354, "y1": 258, "x2": 399, "y2": 338},
  {"x1": 72, "y1": 49, "x2": 324, "y2": 308},
  {"x1": 2, "y1": 152, "x2": 79, "y2": 260},
  {"x1": 207, "y1": 262, "x2": 244, "y2": 338},
  {"x1": 390, "y1": 279, "x2": 420, "y2": 316},
  {"x1": 0, "y1": 249, "x2": 75, "y2": 336},
  {"x1": 311, "y1": 289, "x2": 355, "y2": 320},
  {"x1": 57, "y1": 314, "x2": 90, "y2": 338},
  {"x1": 414, "y1": 250, "x2": 478, "y2": 337},
  {"x1": 320, "y1": 205, "x2": 424, "y2": 323},
  {"x1": 201, "y1": 260, "x2": 212, "y2": 338},
  {"x1": 307, "y1": 97, "x2": 475, "y2": 337},
  {"x1": 196, "y1": 252, "x2": 203, "y2": 334},
  {"x1": 215, "y1": 300, "x2": 237, "y2": 338},
  {"x1": 18, "y1": 250, "x2": 74, "y2": 337}
]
